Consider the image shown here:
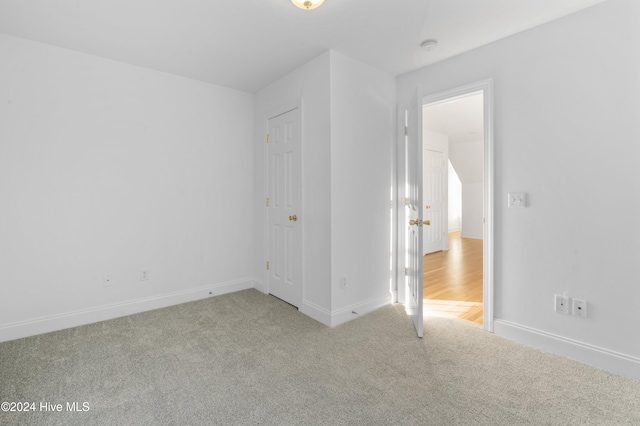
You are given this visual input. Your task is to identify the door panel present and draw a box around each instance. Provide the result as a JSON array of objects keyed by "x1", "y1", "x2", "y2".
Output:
[
  {"x1": 267, "y1": 108, "x2": 302, "y2": 308},
  {"x1": 423, "y1": 149, "x2": 445, "y2": 255},
  {"x1": 285, "y1": 152, "x2": 293, "y2": 208}
]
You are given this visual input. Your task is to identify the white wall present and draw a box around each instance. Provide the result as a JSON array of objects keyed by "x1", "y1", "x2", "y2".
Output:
[
  {"x1": 398, "y1": 0, "x2": 640, "y2": 379},
  {"x1": 329, "y1": 50, "x2": 396, "y2": 320},
  {"x1": 0, "y1": 34, "x2": 255, "y2": 341},
  {"x1": 450, "y1": 140, "x2": 484, "y2": 239},
  {"x1": 461, "y1": 182, "x2": 483, "y2": 239},
  {"x1": 449, "y1": 140, "x2": 483, "y2": 183},
  {"x1": 448, "y1": 161, "x2": 462, "y2": 232},
  {"x1": 254, "y1": 51, "x2": 395, "y2": 326},
  {"x1": 253, "y1": 52, "x2": 333, "y2": 315}
]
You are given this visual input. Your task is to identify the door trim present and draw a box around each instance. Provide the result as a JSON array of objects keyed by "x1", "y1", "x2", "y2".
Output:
[
  {"x1": 400, "y1": 79, "x2": 494, "y2": 332},
  {"x1": 263, "y1": 100, "x2": 304, "y2": 305}
]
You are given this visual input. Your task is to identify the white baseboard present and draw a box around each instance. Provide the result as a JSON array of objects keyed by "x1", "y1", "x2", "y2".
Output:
[
  {"x1": 0, "y1": 278, "x2": 255, "y2": 343},
  {"x1": 330, "y1": 292, "x2": 393, "y2": 327},
  {"x1": 461, "y1": 232, "x2": 483, "y2": 240},
  {"x1": 253, "y1": 279, "x2": 266, "y2": 294},
  {"x1": 299, "y1": 299, "x2": 332, "y2": 326},
  {"x1": 494, "y1": 319, "x2": 640, "y2": 382},
  {"x1": 301, "y1": 292, "x2": 393, "y2": 327}
]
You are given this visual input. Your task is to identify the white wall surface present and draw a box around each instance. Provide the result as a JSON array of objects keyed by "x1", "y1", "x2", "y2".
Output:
[
  {"x1": 449, "y1": 140, "x2": 483, "y2": 183},
  {"x1": 448, "y1": 161, "x2": 462, "y2": 232},
  {"x1": 255, "y1": 51, "x2": 395, "y2": 325},
  {"x1": 329, "y1": 50, "x2": 396, "y2": 316},
  {"x1": 253, "y1": 52, "x2": 332, "y2": 314},
  {"x1": 398, "y1": 0, "x2": 640, "y2": 378},
  {"x1": 450, "y1": 140, "x2": 484, "y2": 239},
  {"x1": 423, "y1": 129, "x2": 449, "y2": 151},
  {"x1": 461, "y1": 182, "x2": 483, "y2": 239},
  {"x1": 0, "y1": 34, "x2": 255, "y2": 340}
]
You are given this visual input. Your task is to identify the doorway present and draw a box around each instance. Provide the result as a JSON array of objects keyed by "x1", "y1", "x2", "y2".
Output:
[
  {"x1": 415, "y1": 80, "x2": 494, "y2": 332},
  {"x1": 423, "y1": 91, "x2": 484, "y2": 326}
]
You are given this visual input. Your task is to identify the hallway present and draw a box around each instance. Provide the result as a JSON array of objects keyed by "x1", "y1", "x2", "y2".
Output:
[{"x1": 423, "y1": 231, "x2": 483, "y2": 325}]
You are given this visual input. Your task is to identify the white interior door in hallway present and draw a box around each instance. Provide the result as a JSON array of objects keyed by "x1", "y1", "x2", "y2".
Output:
[
  {"x1": 267, "y1": 107, "x2": 302, "y2": 308},
  {"x1": 423, "y1": 148, "x2": 445, "y2": 255},
  {"x1": 405, "y1": 89, "x2": 425, "y2": 338}
]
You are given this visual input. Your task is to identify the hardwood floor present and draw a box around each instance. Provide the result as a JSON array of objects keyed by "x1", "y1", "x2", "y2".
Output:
[{"x1": 423, "y1": 231, "x2": 483, "y2": 326}]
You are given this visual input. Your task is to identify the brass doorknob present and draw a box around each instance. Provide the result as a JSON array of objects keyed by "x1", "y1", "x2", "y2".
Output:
[
  {"x1": 289, "y1": 214, "x2": 297, "y2": 221},
  {"x1": 425, "y1": 205, "x2": 431, "y2": 209},
  {"x1": 409, "y1": 219, "x2": 419, "y2": 226},
  {"x1": 409, "y1": 219, "x2": 431, "y2": 226}
]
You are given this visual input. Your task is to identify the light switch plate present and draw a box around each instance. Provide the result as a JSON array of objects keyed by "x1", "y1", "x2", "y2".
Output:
[{"x1": 508, "y1": 192, "x2": 527, "y2": 208}]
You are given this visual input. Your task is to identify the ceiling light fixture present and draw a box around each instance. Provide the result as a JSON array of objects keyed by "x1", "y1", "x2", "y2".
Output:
[
  {"x1": 291, "y1": 0, "x2": 325, "y2": 10},
  {"x1": 421, "y1": 39, "x2": 438, "y2": 52}
]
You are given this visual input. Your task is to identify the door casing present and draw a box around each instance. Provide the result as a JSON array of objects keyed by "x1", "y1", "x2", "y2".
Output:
[{"x1": 396, "y1": 80, "x2": 494, "y2": 332}]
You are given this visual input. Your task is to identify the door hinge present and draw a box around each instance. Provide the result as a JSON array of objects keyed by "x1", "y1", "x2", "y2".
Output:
[
  {"x1": 266, "y1": 134, "x2": 270, "y2": 144},
  {"x1": 404, "y1": 267, "x2": 409, "y2": 276},
  {"x1": 266, "y1": 261, "x2": 270, "y2": 270},
  {"x1": 266, "y1": 198, "x2": 270, "y2": 207},
  {"x1": 404, "y1": 126, "x2": 408, "y2": 136},
  {"x1": 404, "y1": 197, "x2": 409, "y2": 206}
]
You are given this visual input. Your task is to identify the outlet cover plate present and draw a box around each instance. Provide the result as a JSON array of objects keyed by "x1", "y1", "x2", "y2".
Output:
[
  {"x1": 340, "y1": 276, "x2": 347, "y2": 289},
  {"x1": 573, "y1": 298, "x2": 588, "y2": 318},
  {"x1": 554, "y1": 294, "x2": 570, "y2": 315},
  {"x1": 103, "y1": 274, "x2": 112, "y2": 287}
]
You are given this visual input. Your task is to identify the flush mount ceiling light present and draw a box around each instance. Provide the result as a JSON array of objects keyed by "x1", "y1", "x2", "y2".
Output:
[
  {"x1": 291, "y1": 0, "x2": 325, "y2": 10},
  {"x1": 421, "y1": 39, "x2": 438, "y2": 52}
]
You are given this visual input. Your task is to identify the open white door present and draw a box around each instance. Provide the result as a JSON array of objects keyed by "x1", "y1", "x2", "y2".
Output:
[{"x1": 405, "y1": 89, "x2": 425, "y2": 337}]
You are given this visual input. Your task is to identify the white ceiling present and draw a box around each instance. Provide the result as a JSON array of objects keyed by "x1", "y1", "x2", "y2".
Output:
[
  {"x1": 424, "y1": 92, "x2": 484, "y2": 145},
  {"x1": 0, "y1": 0, "x2": 606, "y2": 93}
]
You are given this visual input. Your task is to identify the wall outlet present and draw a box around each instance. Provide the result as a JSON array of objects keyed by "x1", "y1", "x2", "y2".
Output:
[
  {"x1": 103, "y1": 274, "x2": 112, "y2": 287},
  {"x1": 340, "y1": 276, "x2": 347, "y2": 289},
  {"x1": 140, "y1": 269, "x2": 150, "y2": 281},
  {"x1": 554, "y1": 294, "x2": 570, "y2": 315},
  {"x1": 573, "y1": 298, "x2": 588, "y2": 318}
]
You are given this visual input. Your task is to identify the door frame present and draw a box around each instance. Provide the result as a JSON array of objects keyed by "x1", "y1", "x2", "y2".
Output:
[
  {"x1": 263, "y1": 100, "x2": 304, "y2": 305},
  {"x1": 396, "y1": 80, "x2": 494, "y2": 332}
]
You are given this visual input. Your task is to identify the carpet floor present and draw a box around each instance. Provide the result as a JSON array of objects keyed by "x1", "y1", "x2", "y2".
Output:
[{"x1": 1, "y1": 289, "x2": 639, "y2": 425}]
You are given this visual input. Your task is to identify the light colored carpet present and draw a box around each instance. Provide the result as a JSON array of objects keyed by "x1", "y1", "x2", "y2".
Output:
[{"x1": 1, "y1": 289, "x2": 639, "y2": 425}]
